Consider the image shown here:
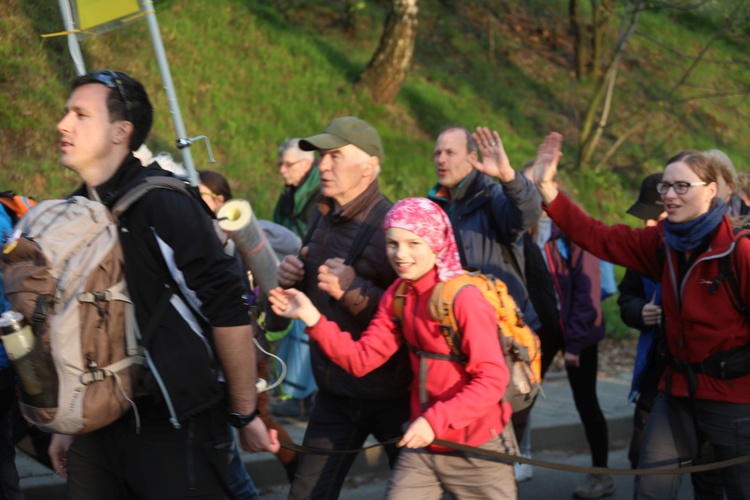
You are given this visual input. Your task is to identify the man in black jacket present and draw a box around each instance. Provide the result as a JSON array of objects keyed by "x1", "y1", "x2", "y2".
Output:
[
  {"x1": 48, "y1": 70, "x2": 277, "y2": 498},
  {"x1": 276, "y1": 117, "x2": 410, "y2": 499}
]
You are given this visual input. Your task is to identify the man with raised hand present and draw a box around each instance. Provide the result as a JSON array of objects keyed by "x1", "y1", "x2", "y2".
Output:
[{"x1": 429, "y1": 125, "x2": 542, "y2": 338}]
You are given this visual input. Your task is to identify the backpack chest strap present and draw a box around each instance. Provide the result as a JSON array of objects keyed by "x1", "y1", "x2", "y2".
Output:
[{"x1": 404, "y1": 341, "x2": 464, "y2": 413}]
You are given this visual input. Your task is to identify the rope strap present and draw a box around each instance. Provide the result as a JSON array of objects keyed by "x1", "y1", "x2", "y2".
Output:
[{"x1": 278, "y1": 437, "x2": 750, "y2": 476}]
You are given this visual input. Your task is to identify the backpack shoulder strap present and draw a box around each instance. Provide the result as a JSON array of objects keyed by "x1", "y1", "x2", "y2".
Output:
[
  {"x1": 716, "y1": 229, "x2": 750, "y2": 322},
  {"x1": 429, "y1": 272, "x2": 472, "y2": 360},
  {"x1": 391, "y1": 280, "x2": 409, "y2": 326},
  {"x1": 301, "y1": 208, "x2": 322, "y2": 247},
  {"x1": 343, "y1": 198, "x2": 391, "y2": 266},
  {"x1": 109, "y1": 176, "x2": 194, "y2": 222},
  {"x1": 293, "y1": 189, "x2": 321, "y2": 237}
]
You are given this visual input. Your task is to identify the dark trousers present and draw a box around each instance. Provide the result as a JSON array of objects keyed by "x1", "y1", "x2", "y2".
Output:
[
  {"x1": 289, "y1": 391, "x2": 410, "y2": 500},
  {"x1": 0, "y1": 370, "x2": 22, "y2": 500},
  {"x1": 566, "y1": 343, "x2": 609, "y2": 467},
  {"x1": 513, "y1": 329, "x2": 609, "y2": 468},
  {"x1": 67, "y1": 406, "x2": 234, "y2": 500},
  {"x1": 635, "y1": 394, "x2": 750, "y2": 499}
]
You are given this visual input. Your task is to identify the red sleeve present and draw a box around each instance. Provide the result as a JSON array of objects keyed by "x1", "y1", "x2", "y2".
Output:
[
  {"x1": 306, "y1": 286, "x2": 402, "y2": 377},
  {"x1": 423, "y1": 285, "x2": 509, "y2": 435},
  {"x1": 546, "y1": 193, "x2": 663, "y2": 280}
]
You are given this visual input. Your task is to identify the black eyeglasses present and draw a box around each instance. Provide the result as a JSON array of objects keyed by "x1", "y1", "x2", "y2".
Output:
[
  {"x1": 91, "y1": 69, "x2": 129, "y2": 122},
  {"x1": 656, "y1": 181, "x2": 707, "y2": 195}
]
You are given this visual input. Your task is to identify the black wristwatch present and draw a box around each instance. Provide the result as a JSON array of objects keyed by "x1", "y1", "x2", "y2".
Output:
[{"x1": 227, "y1": 408, "x2": 260, "y2": 428}]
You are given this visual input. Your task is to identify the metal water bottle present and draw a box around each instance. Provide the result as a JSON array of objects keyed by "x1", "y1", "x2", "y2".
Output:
[{"x1": 0, "y1": 311, "x2": 57, "y2": 407}]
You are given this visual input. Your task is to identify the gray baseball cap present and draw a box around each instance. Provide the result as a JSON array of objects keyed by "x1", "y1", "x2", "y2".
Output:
[{"x1": 299, "y1": 116, "x2": 384, "y2": 164}]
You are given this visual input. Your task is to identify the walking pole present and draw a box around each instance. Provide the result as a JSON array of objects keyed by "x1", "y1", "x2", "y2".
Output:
[
  {"x1": 57, "y1": 0, "x2": 86, "y2": 76},
  {"x1": 140, "y1": 0, "x2": 201, "y2": 186}
]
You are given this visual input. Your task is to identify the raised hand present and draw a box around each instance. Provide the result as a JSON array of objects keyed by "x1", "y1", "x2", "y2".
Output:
[
  {"x1": 468, "y1": 127, "x2": 515, "y2": 183},
  {"x1": 268, "y1": 287, "x2": 321, "y2": 327},
  {"x1": 532, "y1": 132, "x2": 564, "y2": 204}
]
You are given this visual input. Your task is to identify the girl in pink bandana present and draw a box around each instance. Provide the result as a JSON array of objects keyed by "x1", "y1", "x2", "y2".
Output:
[{"x1": 270, "y1": 197, "x2": 517, "y2": 499}]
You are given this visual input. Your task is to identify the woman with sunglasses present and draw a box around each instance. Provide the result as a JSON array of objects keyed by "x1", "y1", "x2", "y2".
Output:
[{"x1": 532, "y1": 133, "x2": 750, "y2": 499}]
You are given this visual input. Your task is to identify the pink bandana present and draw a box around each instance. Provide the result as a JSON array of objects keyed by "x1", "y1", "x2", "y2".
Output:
[{"x1": 383, "y1": 198, "x2": 464, "y2": 282}]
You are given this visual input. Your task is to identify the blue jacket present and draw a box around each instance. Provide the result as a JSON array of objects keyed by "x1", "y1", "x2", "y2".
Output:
[
  {"x1": 429, "y1": 170, "x2": 542, "y2": 330},
  {"x1": 0, "y1": 205, "x2": 12, "y2": 368},
  {"x1": 617, "y1": 268, "x2": 662, "y2": 402}
]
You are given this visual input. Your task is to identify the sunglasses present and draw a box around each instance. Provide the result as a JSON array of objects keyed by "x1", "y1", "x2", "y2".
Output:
[{"x1": 91, "y1": 69, "x2": 130, "y2": 122}]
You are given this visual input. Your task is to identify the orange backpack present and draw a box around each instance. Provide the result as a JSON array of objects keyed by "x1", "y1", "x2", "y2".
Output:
[
  {"x1": 0, "y1": 191, "x2": 36, "y2": 224},
  {"x1": 393, "y1": 269, "x2": 542, "y2": 413}
]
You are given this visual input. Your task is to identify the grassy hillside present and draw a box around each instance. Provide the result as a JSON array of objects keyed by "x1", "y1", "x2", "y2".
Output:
[
  {"x1": 4, "y1": 0, "x2": 749, "y2": 219},
  {"x1": 3, "y1": 1, "x2": 750, "y2": 340}
]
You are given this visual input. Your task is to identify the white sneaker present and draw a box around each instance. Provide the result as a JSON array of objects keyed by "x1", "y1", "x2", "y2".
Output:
[
  {"x1": 514, "y1": 453, "x2": 533, "y2": 482},
  {"x1": 573, "y1": 473, "x2": 615, "y2": 499}
]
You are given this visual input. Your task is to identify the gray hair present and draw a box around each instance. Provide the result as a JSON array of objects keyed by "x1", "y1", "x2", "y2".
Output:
[
  {"x1": 277, "y1": 138, "x2": 315, "y2": 162},
  {"x1": 704, "y1": 148, "x2": 737, "y2": 191}
]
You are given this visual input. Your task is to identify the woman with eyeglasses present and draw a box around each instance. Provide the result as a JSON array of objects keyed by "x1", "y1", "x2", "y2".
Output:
[{"x1": 532, "y1": 133, "x2": 750, "y2": 500}]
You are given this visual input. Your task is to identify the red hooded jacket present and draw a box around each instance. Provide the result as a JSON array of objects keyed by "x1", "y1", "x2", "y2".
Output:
[{"x1": 546, "y1": 193, "x2": 750, "y2": 403}]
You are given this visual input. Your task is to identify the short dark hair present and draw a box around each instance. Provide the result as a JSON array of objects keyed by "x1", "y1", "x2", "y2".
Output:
[
  {"x1": 72, "y1": 70, "x2": 153, "y2": 151},
  {"x1": 438, "y1": 125, "x2": 478, "y2": 154},
  {"x1": 198, "y1": 170, "x2": 233, "y2": 200}
]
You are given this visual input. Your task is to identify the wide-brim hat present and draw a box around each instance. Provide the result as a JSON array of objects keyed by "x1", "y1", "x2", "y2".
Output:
[
  {"x1": 626, "y1": 173, "x2": 664, "y2": 221},
  {"x1": 299, "y1": 116, "x2": 383, "y2": 164}
]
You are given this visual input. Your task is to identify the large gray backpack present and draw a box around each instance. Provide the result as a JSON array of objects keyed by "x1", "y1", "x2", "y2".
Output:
[{"x1": 1, "y1": 177, "x2": 202, "y2": 434}]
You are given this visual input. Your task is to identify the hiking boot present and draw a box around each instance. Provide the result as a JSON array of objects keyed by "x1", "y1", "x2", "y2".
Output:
[
  {"x1": 270, "y1": 393, "x2": 315, "y2": 419},
  {"x1": 573, "y1": 473, "x2": 615, "y2": 499}
]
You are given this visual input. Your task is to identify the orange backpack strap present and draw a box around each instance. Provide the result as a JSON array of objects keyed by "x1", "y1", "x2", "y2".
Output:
[
  {"x1": 428, "y1": 271, "x2": 475, "y2": 361},
  {"x1": 391, "y1": 280, "x2": 409, "y2": 326}
]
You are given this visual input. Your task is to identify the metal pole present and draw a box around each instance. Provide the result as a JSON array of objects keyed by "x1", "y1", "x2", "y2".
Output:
[
  {"x1": 140, "y1": 0, "x2": 199, "y2": 186},
  {"x1": 58, "y1": 0, "x2": 86, "y2": 76}
]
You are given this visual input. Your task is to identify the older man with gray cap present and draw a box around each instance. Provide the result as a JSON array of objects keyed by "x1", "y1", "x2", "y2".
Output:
[{"x1": 275, "y1": 117, "x2": 411, "y2": 499}]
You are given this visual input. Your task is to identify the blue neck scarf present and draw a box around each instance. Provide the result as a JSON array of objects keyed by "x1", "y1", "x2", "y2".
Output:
[{"x1": 663, "y1": 199, "x2": 728, "y2": 252}]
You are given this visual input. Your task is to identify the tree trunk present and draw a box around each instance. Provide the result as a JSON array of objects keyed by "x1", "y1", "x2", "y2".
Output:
[
  {"x1": 591, "y1": 0, "x2": 614, "y2": 80},
  {"x1": 570, "y1": 0, "x2": 587, "y2": 80},
  {"x1": 357, "y1": 0, "x2": 419, "y2": 104},
  {"x1": 577, "y1": 0, "x2": 644, "y2": 168}
]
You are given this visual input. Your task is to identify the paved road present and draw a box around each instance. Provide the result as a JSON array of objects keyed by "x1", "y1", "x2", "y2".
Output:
[{"x1": 256, "y1": 443, "x2": 694, "y2": 499}]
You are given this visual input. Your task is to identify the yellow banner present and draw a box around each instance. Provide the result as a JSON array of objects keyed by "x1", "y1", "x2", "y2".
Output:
[
  {"x1": 74, "y1": 0, "x2": 141, "y2": 32},
  {"x1": 77, "y1": 0, "x2": 140, "y2": 30}
]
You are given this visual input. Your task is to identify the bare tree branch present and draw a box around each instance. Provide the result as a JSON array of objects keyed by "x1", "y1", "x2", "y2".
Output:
[
  {"x1": 672, "y1": 89, "x2": 750, "y2": 103},
  {"x1": 635, "y1": 30, "x2": 750, "y2": 65},
  {"x1": 647, "y1": 0, "x2": 710, "y2": 11}
]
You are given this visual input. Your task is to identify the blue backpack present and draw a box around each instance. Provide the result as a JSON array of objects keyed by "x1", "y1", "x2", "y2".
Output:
[
  {"x1": 556, "y1": 239, "x2": 617, "y2": 300},
  {"x1": 0, "y1": 203, "x2": 14, "y2": 368}
]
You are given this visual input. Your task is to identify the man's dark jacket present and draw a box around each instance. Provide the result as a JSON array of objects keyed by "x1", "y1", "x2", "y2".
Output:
[
  {"x1": 429, "y1": 170, "x2": 542, "y2": 330},
  {"x1": 300, "y1": 180, "x2": 410, "y2": 400}
]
